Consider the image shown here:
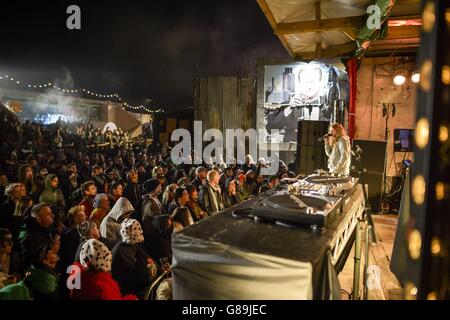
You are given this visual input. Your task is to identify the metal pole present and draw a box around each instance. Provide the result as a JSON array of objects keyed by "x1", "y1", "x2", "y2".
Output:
[
  {"x1": 363, "y1": 224, "x2": 371, "y2": 300},
  {"x1": 352, "y1": 220, "x2": 362, "y2": 300}
]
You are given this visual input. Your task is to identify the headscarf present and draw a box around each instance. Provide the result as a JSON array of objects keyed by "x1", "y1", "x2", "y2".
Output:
[
  {"x1": 4, "y1": 183, "x2": 21, "y2": 197},
  {"x1": 120, "y1": 218, "x2": 144, "y2": 245},
  {"x1": 77, "y1": 220, "x2": 97, "y2": 242},
  {"x1": 44, "y1": 174, "x2": 58, "y2": 191},
  {"x1": 79, "y1": 239, "x2": 112, "y2": 272}
]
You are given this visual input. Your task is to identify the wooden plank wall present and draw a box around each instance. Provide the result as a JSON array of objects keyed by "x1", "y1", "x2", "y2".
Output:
[{"x1": 194, "y1": 77, "x2": 256, "y2": 134}]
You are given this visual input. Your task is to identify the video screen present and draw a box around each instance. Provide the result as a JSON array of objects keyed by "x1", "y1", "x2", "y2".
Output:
[
  {"x1": 394, "y1": 129, "x2": 414, "y2": 152},
  {"x1": 261, "y1": 62, "x2": 348, "y2": 143}
]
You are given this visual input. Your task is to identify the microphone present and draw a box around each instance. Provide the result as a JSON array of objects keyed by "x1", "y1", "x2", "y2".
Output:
[{"x1": 318, "y1": 133, "x2": 333, "y2": 142}]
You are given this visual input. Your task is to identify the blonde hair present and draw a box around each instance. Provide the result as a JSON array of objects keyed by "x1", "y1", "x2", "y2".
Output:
[
  {"x1": 68, "y1": 205, "x2": 85, "y2": 218},
  {"x1": 207, "y1": 170, "x2": 219, "y2": 182},
  {"x1": 331, "y1": 123, "x2": 346, "y2": 137}
]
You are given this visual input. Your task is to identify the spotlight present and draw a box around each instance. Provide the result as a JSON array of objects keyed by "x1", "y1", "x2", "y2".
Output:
[
  {"x1": 411, "y1": 71, "x2": 420, "y2": 84},
  {"x1": 393, "y1": 72, "x2": 406, "y2": 86}
]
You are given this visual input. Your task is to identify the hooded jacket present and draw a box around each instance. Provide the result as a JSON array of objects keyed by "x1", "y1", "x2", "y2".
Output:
[
  {"x1": 99, "y1": 197, "x2": 134, "y2": 245},
  {"x1": 39, "y1": 174, "x2": 66, "y2": 210},
  {"x1": 111, "y1": 219, "x2": 155, "y2": 297}
]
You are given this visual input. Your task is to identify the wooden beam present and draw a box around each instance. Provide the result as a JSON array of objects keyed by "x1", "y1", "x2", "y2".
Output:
[
  {"x1": 315, "y1": 1, "x2": 322, "y2": 58},
  {"x1": 276, "y1": 16, "x2": 364, "y2": 35},
  {"x1": 256, "y1": 0, "x2": 294, "y2": 57},
  {"x1": 296, "y1": 42, "x2": 357, "y2": 60},
  {"x1": 315, "y1": 1, "x2": 321, "y2": 20},
  {"x1": 386, "y1": 25, "x2": 421, "y2": 39}
]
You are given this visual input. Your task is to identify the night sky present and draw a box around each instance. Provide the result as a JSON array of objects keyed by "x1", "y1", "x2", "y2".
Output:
[{"x1": 0, "y1": 0, "x2": 287, "y2": 111}]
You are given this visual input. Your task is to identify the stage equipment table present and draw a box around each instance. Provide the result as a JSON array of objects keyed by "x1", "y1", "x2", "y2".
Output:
[{"x1": 172, "y1": 185, "x2": 365, "y2": 300}]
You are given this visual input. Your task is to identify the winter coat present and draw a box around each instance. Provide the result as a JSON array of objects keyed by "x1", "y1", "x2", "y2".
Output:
[
  {"x1": 70, "y1": 267, "x2": 136, "y2": 300},
  {"x1": 223, "y1": 191, "x2": 241, "y2": 209},
  {"x1": 142, "y1": 215, "x2": 172, "y2": 263},
  {"x1": 198, "y1": 183, "x2": 224, "y2": 216},
  {"x1": 19, "y1": 218, "x2": 56, "y2": 268},
  {"x1": 186, "y1": 199, "x2": 204, "y2": 221},
  {"x1": 26, "y1": 265, "x2": 60, "y2": 300},
  {"x1": 79, "y1": 198, "x2": 94, "y2": 219},
  {"x1": 59, "y1": 226, "x2": 80, "y2": 274},
  {"x1": 190, "y1": 177, "x2": 205, "y2": 192},
  {"x1": 123, "y1": 178, "x2": 142, "y2": 209},
  {"x1": 0, "y1": 198, "x2": 25, "y2": 246},
  {"x1": 39, "y1": 174, "x2": 66, "y2": 211},
  {"x1": 141, "y1": 195, "x2": 164, "y2": 222},
  {"x1": 0, "y1": 251, "x2": 24, "y2": 279},
  {"x1": 99, "y1": 197, "x2": 134, "y2": 245},
  {"x1": 0, "y1": 279, "x2": 32, "y2": 300},
  {"x1": 171, "y1": 207, "x2": 194, "y2": 231},
  {"x1": 111, "y1": 243, "x2": 154, "y2": 297}
]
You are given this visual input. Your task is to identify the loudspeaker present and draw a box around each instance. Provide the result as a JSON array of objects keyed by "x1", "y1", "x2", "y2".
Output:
[
  {"x1": 296, "y1": 120, "x2": 329, "y2": 175},
  {"x1": 390, "y1": 168, "x2": 411, "y2": 284},
  {"x1": 350, "y1": 139, "x2": 387, "y2": 213}
]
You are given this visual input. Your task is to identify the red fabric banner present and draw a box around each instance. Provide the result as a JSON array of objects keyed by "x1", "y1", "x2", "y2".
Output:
[{"x1": 346, "y1": 58, "x2": 357, "y2": 141}]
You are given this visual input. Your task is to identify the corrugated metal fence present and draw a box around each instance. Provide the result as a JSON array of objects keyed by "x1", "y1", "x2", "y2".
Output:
[{"x1": 194, "y1": 77, "x2": 256, "y2": 133}]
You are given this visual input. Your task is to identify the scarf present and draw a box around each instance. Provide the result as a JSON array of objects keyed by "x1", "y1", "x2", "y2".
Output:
[
  {"x1": 120, "y1": 218, "x2": 144, "y2": 245},
  {"x1": 80, "y1": 239, "x2": 112, "y2": 272}
]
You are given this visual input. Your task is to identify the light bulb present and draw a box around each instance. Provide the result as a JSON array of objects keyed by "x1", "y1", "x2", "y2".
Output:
[
  {"x1": 393, "y1": 74, "x2": 406, "y2": 86},
  {"x1": 411, "y1": 72, "x2": 420, "y2": 83}
]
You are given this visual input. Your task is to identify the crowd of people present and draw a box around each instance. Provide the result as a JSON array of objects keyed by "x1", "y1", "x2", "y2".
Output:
[{"x1": 0, "y1": 104, "x2": 294, "y2": 300}]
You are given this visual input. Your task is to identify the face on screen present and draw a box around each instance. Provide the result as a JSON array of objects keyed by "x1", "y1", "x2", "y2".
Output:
[{"x1": 297, "y1": 65, "x2": 322, "y2": 101}]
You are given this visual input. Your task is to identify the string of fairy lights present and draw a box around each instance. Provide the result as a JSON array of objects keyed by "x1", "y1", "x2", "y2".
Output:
[{"x1": 0, "y1": 72, "x2": 163, "y2": 114}]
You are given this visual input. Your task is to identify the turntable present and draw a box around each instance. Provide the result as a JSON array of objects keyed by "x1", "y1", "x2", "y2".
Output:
[{"x1": 249, "y1": 190, "x2": 341, "y2": 228}]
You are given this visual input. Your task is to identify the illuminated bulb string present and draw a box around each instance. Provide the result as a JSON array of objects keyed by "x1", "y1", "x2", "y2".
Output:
[{"x1": 0, "y1": 72, "x2": 164, "y2": 114}]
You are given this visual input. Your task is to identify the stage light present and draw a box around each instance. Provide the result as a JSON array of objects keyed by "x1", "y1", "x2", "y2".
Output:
[
  {"x1": 435, "y1": 182, "x2": 445, "y2": 201},
  {"x1": 411, "y1": 71, "x2": 420, "y2": 83},
  {"x1": 408, "y1": 229, "x2": 422, "y2": 260},
  {"x1": 415, "y1": 118, "x2": 429, "y2": 149},
  {"x1": 427, "y1": 292, "x2": 437, "y2": 300},
  {"x1": 412, "y1": 174, "x2": 426, "y2": 205},
  {"x1": 442, "y1": 65, "x2": 450, "y2": 85},
  {"x1": 431, "y1": 236, "x2": 442, "y2": 255},
  {"x1": 420, "y1": 60, "x2": 432, "y2": 91},
  {"x1": 439, "y1": 125, "x2": 448, "y2": 142},
  {"x1": 393, "y1": 72, "x2": 406, "y2": 86}
]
